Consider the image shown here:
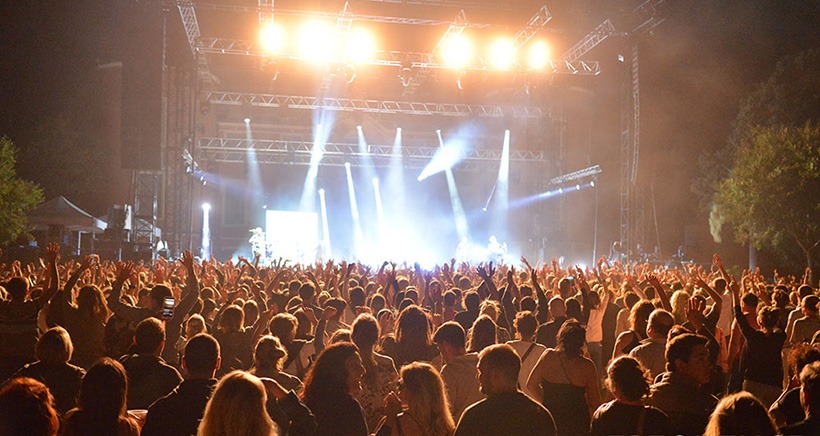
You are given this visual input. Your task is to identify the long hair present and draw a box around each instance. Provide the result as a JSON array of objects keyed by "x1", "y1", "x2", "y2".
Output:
[
  {"x1": 0, "y1": 377, "x2": 59, "y2": 436},
  {"x1": 76, "y1": 285, "x2": 110, "y2": 324},
  {"x1": 395, "y1": 305, "x2": 432, "y2": 363},
  {"x1": 400, "y1": 363, "x2": 455, "y2": 436},
  {"x1": 467, "y1": 315, "x2": 497, "y2": 353},
  {"x1": 351, "y1": 314, "x2": 380, "y2": 387},
  {"x1": 302, "y1": 342, "x2": 359, "y2": 403},
  {"x1": 72, "y1": 358, "x2": 129, "y2": 433},
  {"x1": 198, "y1": 371, "x2": 275, "y2": 436},
  {"x1": 703, "y1": 391, "x2": 777, "y2": 436}
]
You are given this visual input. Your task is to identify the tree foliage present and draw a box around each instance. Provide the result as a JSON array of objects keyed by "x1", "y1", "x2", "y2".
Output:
[
  {"x1": 0, "y1": 136, "x2": 44, "y2": 244},
  {"x1": 714, "y1": 124, "x2": 820, "y2": 269},
  {"x1": 695, "y1": 49, "x2": 820, "y2": 210}
]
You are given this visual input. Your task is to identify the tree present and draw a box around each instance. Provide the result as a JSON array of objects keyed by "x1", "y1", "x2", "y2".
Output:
[
  {"x1": 714, "y1": 123, "x2": 820, "y2": 270},
  {"x1": 0, "y1": 136, "x2": 44, "y2": 244},
  {"x1": 695, "y1": 50, "x2": 820, "y2": 210}
]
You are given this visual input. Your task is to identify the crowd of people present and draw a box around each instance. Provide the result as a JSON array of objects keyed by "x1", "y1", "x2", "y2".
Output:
[{"x1": 1, "y1": 243, "x2": 819, "y2": 435}]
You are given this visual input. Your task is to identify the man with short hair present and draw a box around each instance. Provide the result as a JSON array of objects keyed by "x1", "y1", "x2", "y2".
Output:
[
  {"x1": 535, "y1": 297, "x2": 567, "y2": 349},
  {"x1": 120, "y1": 317, "x2": 182, "y2": 409},
  {"x1": 454, "y1": 291, "x2": 481, "y2": 333},
  {"x1": 646, "y1": 333, "x2": 718, "y2": 436},
  {"x1": 454, "y1": 344, "x2": 556, "y2": 436},
  {"x1": 790, "y1": 295, "x2": 820, "y2": 346},
  {"x1": 434, "y1": 321, "x2": 483, "y2": 422},
  {"x1": 780, "y1": 361, "x2": 820, "y2": 434},
  {"x1": 142, "y1": 334, "x2": 221, "y2": 436},
  {"x1": 629, "y1": 309, "x2": 674, "y2": 380}
]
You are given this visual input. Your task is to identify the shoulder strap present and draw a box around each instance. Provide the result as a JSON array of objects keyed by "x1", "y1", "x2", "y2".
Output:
[
  {"x1": 521, "y1": 342, "x2": 538, "y2": 363},
  {"x1": 636, "y1": 406, "x2": 647, "y2": 436}
]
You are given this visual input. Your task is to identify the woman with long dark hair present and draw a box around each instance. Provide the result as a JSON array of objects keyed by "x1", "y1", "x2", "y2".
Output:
[
  {"x1": 526, "y1": 319, "x2": 600, "y2": 436},
  {"x1": 302, "y1": 342, "x2": 368, "y2": 435},
  {"x1": 61, "y1": 358, "x2": 140, "y2": 436},
  {"x1": 381, "y1": 305, "x2": 436, "y2": 367}
]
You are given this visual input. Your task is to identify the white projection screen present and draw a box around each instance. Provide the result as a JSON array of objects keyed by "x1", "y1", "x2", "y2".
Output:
[{"x1": 265, "y1": 210, "x2": 319, "y2": 264}]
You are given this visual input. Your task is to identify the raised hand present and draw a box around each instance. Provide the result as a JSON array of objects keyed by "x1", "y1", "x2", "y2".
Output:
[
  {"x1": 45, "y1": 243, "x2": 60, "y2": 265},
  {"x1": 180, "y1": 251, "x2": 195, "y2": 273},
  {"x1": 321, "y1": 305, "x2": 338, "y2": 321},
  {"x1": 115, "y1": 261, "x2": 135, "y2": 283},
  {"x1": 686, "y1": 298, "x2": 706, "y2": 330}
]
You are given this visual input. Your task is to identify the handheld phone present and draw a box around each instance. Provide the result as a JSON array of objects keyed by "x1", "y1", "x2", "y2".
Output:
[{"x1": 162, "y1": 297, "x2": 175, "y2": 318}]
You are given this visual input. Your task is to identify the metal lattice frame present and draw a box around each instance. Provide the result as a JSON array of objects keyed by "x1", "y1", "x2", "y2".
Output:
[
  {"x1": 618, "y1": 0, "x2": 666, "y2": 258},
  {"x1": 561, "y1": 19, "x2": 616, "y2": 62},
  {"x1": 196, "y1": 37, "x2": 601, "y2": 74},
  {"x1": 403, "y1": 10, "x2": 467, "y2": 96},
  {"x1": 512, "y1": 5, "x2": 552, "y2": 48},
  {"x1": 133, "y1": 171, "x2": 159, "y2": 257},
  {"x1": 203, "y1": 91, "x2": 550, "y2": 118},
  {"x1": 197, "y1": 137, "x2": 545, "y2": 168},
  {"x1": 177, "y1": 2, "x2": 214, "y2": 85}
]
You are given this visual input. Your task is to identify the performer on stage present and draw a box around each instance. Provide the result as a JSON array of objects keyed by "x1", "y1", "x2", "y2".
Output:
[{"x1": 249, "y1": 227, "x2": 266, "y2": 260}]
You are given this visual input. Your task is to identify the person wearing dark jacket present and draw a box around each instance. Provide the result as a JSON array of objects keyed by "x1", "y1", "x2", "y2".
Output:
[
  {"x1": 646, "y1": 334, "x2": 718, "y2": 436},
  {"x1": 455, "y1": 344, "x2": 556, "y2": 436},
  {"x1": 9, "y1": 326, "x2": 85, "y2": 415},
  {"x1": 142, "y1": 334, "x2": 221, "y2": 436},
  {"x1": 120, "y1": 317, "x2": 182, "y2": 410},
  {"x1": 780, "y1": 361, "x2": 820, "y2": 435}
]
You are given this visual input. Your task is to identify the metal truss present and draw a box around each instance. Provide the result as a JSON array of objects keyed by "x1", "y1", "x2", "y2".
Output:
[
  {"x1": 258, "y1": 0, "x2": 273, "y2": 25},
  {"x1": 632, "y1": 0, "x2": 666, "y2": 35},
  {"x1": 177, "y1": 2, "x2": 214, "y2": 85},
  {"x1": 513, "y1": 5, "x2": 552, "y2": 48},
  {"x1": 197, "y1": 137, "x2": 545, "y2": 168},
  {"x1": 548, "y1": 165, "x2": 601, "y2": 186},
  {"x1": 561, "y1": 18, "x2": 616, "y2": 62},
  {"x1": 190, "y1": 2, "x2": 493, "y2": 27},
  {"x1": 132, "y1": 171, "x2": 158, "y2": 258},
  {"x1": 203, "y1": 91, "x2": 549, "y2": 118},
  {"x1": 197, "y1": 37, "x2": 600, "y2": 75},
  {"x1": 403, "y1": 10, "x2": 467, "y2": 96}
]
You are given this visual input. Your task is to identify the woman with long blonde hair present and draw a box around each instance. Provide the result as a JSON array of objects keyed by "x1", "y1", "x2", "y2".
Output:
[
  {"x1": 198, "y1": 371, "x2": 277, "y2": 436},
  {"x1": 380, "y1": 362, "x2": 455, "y2": 436}
]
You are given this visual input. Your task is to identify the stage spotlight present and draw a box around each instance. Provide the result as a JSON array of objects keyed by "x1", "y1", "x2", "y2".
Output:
[
  {"x1": 299, "y1": 20, "x2": 335, "y2": 62},
  {"x1": 201, "y1": 203, "x2": 211, "y2": 260},
  {"x1": 489, "y1": 38, "x2": 516, "y2": 70},
  {"x1": 440, "y1": 34, "x2": 473, "y2": 68},
  {"x1": 436, "y1": 129, "x2": 441, "y2": 134},
  {"x1": 356, "y1": 125, "x2": 363, "y2": 131},
  {"x1": 259, "y1": 21, "x2": 284, "y2": 54},
  {"x1": 397, "y1": 127, "x2": 402, "y2": 133},
  {"x1": 244, "y1": 117, "x2": 251, "y2": 124},
  {"x1": 318, "y1": 188, "x2": 325, "y2": 195},
  {"x1": 590, "y1": 180, "x2": 595, "y2": 187},
  {"x1": 527, "y1": 41, "x2": 550, "y2": 70},
  {"x1": 345, "y1": 29, "x2": 376, "y2": 63}
]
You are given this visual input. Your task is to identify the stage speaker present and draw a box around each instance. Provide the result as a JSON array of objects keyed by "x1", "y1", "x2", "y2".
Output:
[{"x1": 120, "y1": 0, "x2": 163, "y2": 170}]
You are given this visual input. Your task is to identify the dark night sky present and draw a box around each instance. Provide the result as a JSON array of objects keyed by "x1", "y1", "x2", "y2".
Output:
[{"x1": 1, "y1": 0, "x2": 818, "y2": 261}]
